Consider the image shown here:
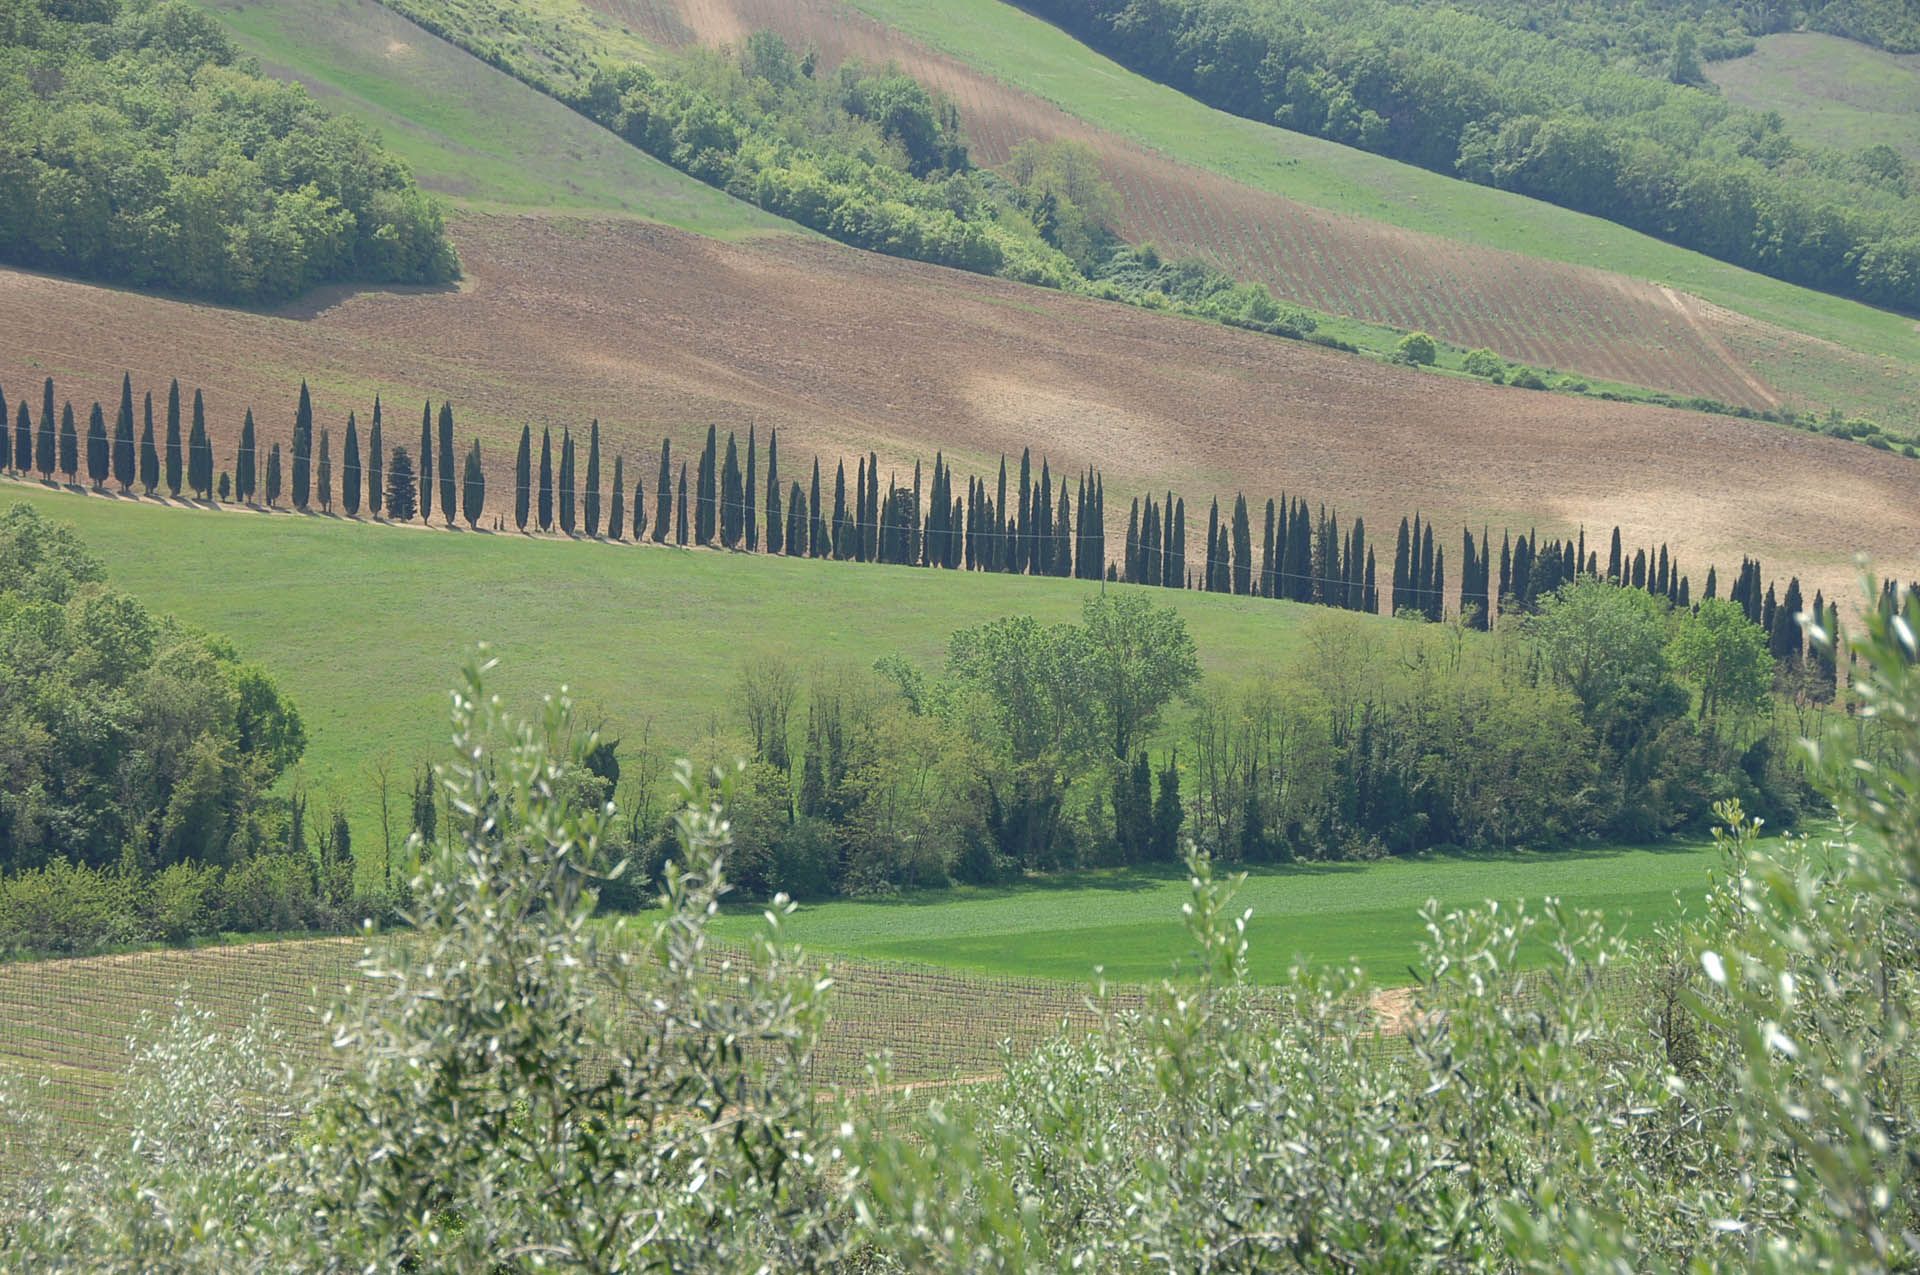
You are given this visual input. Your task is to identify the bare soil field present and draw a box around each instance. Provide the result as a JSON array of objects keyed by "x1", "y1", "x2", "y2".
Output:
[
  {"x1": 580, "y1": 0, "x2": 1888, "y2": 415},
  {"x1": 3, "y1": 215, "x2": 1911, "y2": 602}
]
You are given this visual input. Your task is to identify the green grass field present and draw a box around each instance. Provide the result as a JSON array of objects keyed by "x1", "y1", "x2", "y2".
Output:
[
  {"x1": 844, "y1": 0, "x2": 1918, "y2": 397},
  {"x1": 1709, "y1": 33, "x2": 1920, "y2": 162},
  {"x1": 709, "y1": 838, "x2": 1734, "y2": 985},
  {"x1": 193, "y1": 0, "x2": 785, "y2": 233},
  {"x1": 0, "y1": 484, "x2": 1323, "y2": 871}
]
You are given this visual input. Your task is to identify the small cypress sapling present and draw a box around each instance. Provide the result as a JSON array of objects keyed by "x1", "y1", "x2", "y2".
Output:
[
  {"x1": 608, "y1": 455, "x2": 624, "y2": 541},
  {"x1": 138, "y1": 392, "x2": 158, "y2": 495},
  {"x1": 584, "y1": 421, "x2": 601, "y2": 538},
  {"x1": 385, "y1": 446, "x2": 417, "y2": 522},
  {"x1": 368, "y1": 396, "x2": 384, "y2": 517},
  {"x1": 418, "y1": 401, "x2": 433, "y2": 523},
  {"x1": 538, "y1": 427, "x2": 554, "y2": 532},
  {"x1": 293, "y1": 381, "x2": 314, "y2": 510},
  {"x1": 164, "y1": 379, "x2": 182, "y2": 497},
  {"x1": 437, "y1": 402, "x2": 456, "y2": 527},
  {"x1": 462, "y1": 438, "x2": 484, "y2": 528},
  {"x1": 514, "y1": 425, "x2": 532, "y2": 531},
  {"x1": 85, "y1": 401, "x2": 108, "y2": 490},
  {"x1": 112, "y1": 374, "x2": 134, "y2": 493},
  {"x1": 318, "y1": 429, "x2": 333, "y2": 513},
  {"x1": 266, "y1": 442, "x2": 283, "y2": 508},
  {"x1": 343, "y1": 414, "x2": 362, "y2": 517}
]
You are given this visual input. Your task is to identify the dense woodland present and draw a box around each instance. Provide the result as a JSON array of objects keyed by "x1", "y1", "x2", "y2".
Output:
[
  {"x1": 1016, "y1": 0, "x2": 1920, "y2": 309},
  {"x1": 0, "y1": 0, "x2": 458, "y2": 302}
]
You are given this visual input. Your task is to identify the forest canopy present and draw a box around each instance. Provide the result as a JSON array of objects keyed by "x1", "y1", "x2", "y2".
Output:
[{"x1": 0, "y1": 0, "x2": 459, "y2": 302}]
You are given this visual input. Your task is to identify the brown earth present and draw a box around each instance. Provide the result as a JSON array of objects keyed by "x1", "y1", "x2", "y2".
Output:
[
  {"x1": 588, "y1": 0, "x2": 1833, "y2": 412},
  {"x1": 2, "y1": 214, "x2": 1912, "y2": 604}
]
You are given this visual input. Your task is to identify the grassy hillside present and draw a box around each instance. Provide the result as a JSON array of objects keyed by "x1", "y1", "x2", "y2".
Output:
[
  {"x1": 710, "y1": 839, "x2": 1735, "y2": 983},
  {"x1": 1708, "y1": 33, "x2": 1920, "y2": 162},
  {"x1": 0, "y1": 485, "x2": 1321, "y2": 866},
  {"x1": 193, "y1": 0, "x2": 784, "y2": 233}
]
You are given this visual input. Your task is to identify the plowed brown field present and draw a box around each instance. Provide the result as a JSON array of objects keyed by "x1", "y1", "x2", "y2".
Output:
[
  {"x1": 3, "y1": 215, "x2": 1912, "y2": 603},
  {"x1": 582, "y1": 0, "x2": 1825, "y2": 412}
]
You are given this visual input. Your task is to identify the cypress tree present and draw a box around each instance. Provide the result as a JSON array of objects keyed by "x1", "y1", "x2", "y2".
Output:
[
  {"x1": 584, "y1": 421, "x2": 602, "y2": 537},
  {"x1": 1231, "y1": 494, "x2": 1252, "y2": 595},
  {"x1": 462, "y1": 438, "x2": 484, "y2": 529},
  {"x1": 438, "y1": 402, "x2": 456, "y2": 527},
  {"x1": 609, "y1": 455, "x2": 625, "y2": 541},
  {"x1": 237, "y1": 410, "x2": 256, "y2": 503},
  {"x1": 1632, "y1": 548, "x2": 1647, "y2": 591},
  {"x1": 318, "y1": 428, "x2": 332, "y2": 513},
  {"x1": 112, "y1": 374, "x2": 134, "y2": 493},
  {"x1": 1771, "y1": 577, "x2": 1805, "y2": 665},
  {"x1": 1607, "y1": 527, "x2": 1623, "y2": 583},
  {"x1": 293, "y1": 381, "x2": 314, "y2": 510},
  {"x1": 764, "y1": 429, "x2": 782, "y2": 554},
  {"x1": 866, "y1": 452, "x2": 880, "y2": 561},
  {"x1": 653, "y1": 438, "x2": 672, "y2": 543},
  {"x1": 559, "y1": 428, "x2": 576, "y2": 535},
  {"x1": 138, "y1": 392, "x2": 158, "y2": 495},
  {"x1": 721, "y1": 432, "x2": 742, "y2": 549},
  {"x1": 514, "y1": 425, "x2": 532, "y2": 531},
  {"x1": 343, "y1": 414, "x2": 361, "y2": 517},
  {"x1": 1171, "y1": 497, "x2": 1186, "y2": 589},
  {"x1": 1017, "y1": 448, "x2": 1033, "y2": 572},
  {"x1": 745, "y1": 426, "x2": 758, "y2": 552},
  {"x1": 36, "y1": 389, "x2": 55, "y2": 481},
  {"x1": 163, "y1": 384, "x2": 183, "y2": 496},
  {"x1": 1364, "y1": 548, "x2": 1379, "y2": 615},
  {"x1": 1054, "y1": 483, "x2": 1070, "y2": 577},
  {"x1": 831, "y1": 460, "x2": 850, "y2": 560},
  {"x1": 265, "y1": 442, "x2": 283, "y2": 508},
  {"x1": 855, "y1": 456, "x2": 869, "y2": 562},
  {"x1": 995, "y1": 456, "x2": 1009, "y2": 571},
  {"x1": 1204, "y1": 500, "x2": 1220, "y2": 592},
  {"x1": 696, "y1": 424, "x2": 717, "y2": 544},
  {"x1": 786, "y1": 480, "x2": 805, "y2": 557},
  {"x1": 633, "y1": 472, "x2": 645, "y2": 541},
  {"x1": 1035, "y1": 460, "x2": 1053, "y2": 575},
  {"x1": 538, "y1": 427, "x2": 554, "y2": 532},
  {"x1": 1126, "y1": 499, "x2": 1142, "y2": 581},
  {"x1": 386, "y1": 446, "x2": 416, "y2": 522},
  {"x1": 1430, "y1": 548, "x2": 1446, "y2": 622},
  {"x1": 1261, "y1": 499, "x2": 1276, "y2": 598},
  {"x1": 809, "y1": 458, "x2": 825, "y2": 558},
  {"x1": 368, "y1": 397, "x2": 384, "y2": 518},
  {"x1": 417, "y1": 401, "x2": 433, "y2": 523},
  {"x1": 676, "y1": 464, "x2": 689, "y2": 546},
  {"x1": 13, "y1": 401, "x2": 29, "y2": 480},
  {"x1": 1, "y1": 383, "x2": 11, "y2": 471},
  {"x1": 189, "y1": 391, "x2": 210, "y2": 499},
  {"x1": 85, "y1": 401, "x2": 107, "y2": 490},
  {"x1": 1762, "y1": 582, "x2": 1778, "y2": 645}
]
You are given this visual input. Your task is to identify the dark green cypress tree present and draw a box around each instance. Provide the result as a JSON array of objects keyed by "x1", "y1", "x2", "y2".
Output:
[
  {"x1": 1203, "y1": 499, "x2": 1220, "y2": 592},
  {"x1": 13, "y1": 401, "x2": 29, "y2": 479},
  {"x1": 386, "y1": 446, "x2": 416, "y2": 522},
  {"x1": 35, "y1": 388, "x2": 55, "y2": 481},
  {"x1": 854, "y1": 456, "x2": 869, "y2": 562},
  {"x1": 538, "y1": 427, "x2": 554, "y2": 532},
  {"x1": 1632, "y1": 548, "x2": 1648, "y2": 591},
  {"x1": 237, "y1": 410, "x2": 256, "y2": 503},
  {"x1": 514, "y1": 425, "x2": 531, "y2": 531},
  {"x1": 831, "y1": 460, "x2": 850, "y2": 560},
  {"x1": 1017, "y1": 448, "x2": 1033, "y2": 572},
  {"x1": 1364, "y1": 548, "x2": 1378, "y2": 615},
  {"x1": 112, "y1": 374, "x2": 134, "y2": 493},
  {"x1": 266, "y1": 441, "x2": 283, "y2": 508},
  {"x1": 995, "y1": 456, "x2": 1009, "y2": 572},
  {"x1": 462, "y1": 438, "x2": 484, "y2": 529},
  {"x1": 866, "y1": 451, "x2": 880, "y2": 561},
  {"x1": 1771, "y1": 577, "x2": 1805, "y2": 665},
  {"x1": 1418, "y1": 521, "x2": 1435, "y2": 617},
  {"x1": 696, "y1": 424, "x2": 717, "y2": 544},
  {"x1": 1, "y1": 382, "x2": 10, "y2": 472},
  {"x1": 676, "y1": 463, "x2": 689, "y2": 546},
  {"x1": 1231, "y1": 494, "x2": 1252, "y2": 595},
  {"x1": 721, "y1": 432, "x2": 742, "y2": 549},
  {"x1": 1035, "y1": 460, "x2": 1052, "y2": 575},
  {"x1": 633, "y1": 472, "x2": 645, "y2": 541},
  {"x1": 343, "y1": 413, "x2": 361, "y2": 517},
  {"x1": 745, "y1": 426, "x2": 758, "y2": 552},
  {"x1": 368, "y1": 397, "x2": 384, "y2": 518},
  {"x1": 189, "y1": 391, "x2": 211, "y2": 499},
  {"x1": 85, "y1": 401, "x2": 108, "y2": 490},
  {"x1": 765, "y1": 429, "x2": 782, "y2": 554},
  {"x1": 1607, "y1": 527, "x2": 1623, "y2": 583},
  {"x1": 1261, "y1": 499, "x2": 1277, "y2": 598},
  {"x1": 1430, "y1": 547, "x2": 1446, "y2": 622},
  {"x1": 1126, "y1": 499, "x2": 1141, "y2": 581},
  {"x1": 293, "y1": 381, "x2": 314, "y2": 510},
  {"x1": 653, "y1": 438, "x2": 672, "y2": 543},
  {"x1": 1153, "y1": 753, "x2": 1183, "y2": 862},
  {"x1": 785, "y1": 480, "x2": 805, "y2": 557},
  {"x1": 1172, "y1": 497, "x2": 1186, "y2": 589},
  {"x1": 438, "y1": 402, "x2": 456, "y2": 527},
  {"x1": 417, "y1": 401, "x2": 433, "y2": 523},
  {"x1": 558, "y1": 428, "x2": 576, "y2": 535},
  {"x1": 585, "y1": 421, "x2": 602, "y2": 538},
  {"x1": 164, "y1": 376, "x2": 182, "y2": 495},
  {"x1": 138, "y1": 392, "x2": 158, "y2": 495},
  {"x1": 609, "y1": 455, "x2": 625, "y2": 541},
  {"x1": 1054, "y1": 483, "x2": 1070, "y2": 577},
  {"x1": 809, "y1": 458, "x2": 825, "y2": 558},
  {"x1": 317, "y1": 428, "x2": 332, "y2": 513}
]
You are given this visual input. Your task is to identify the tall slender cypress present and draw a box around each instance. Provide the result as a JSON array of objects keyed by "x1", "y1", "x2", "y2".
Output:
[
  {"x1": 417, "y1": 401, "x2": 433, "y2": 523},
  {"x1": 676, "y1": 464, "x2": 689, "y2": 546},
  {"x1": 368, "y1": 397, "x2": 384, "y2": 518},
  {"x1": 633, "y1": 471, "x2": 645, "y2": 541},
  {"x1": 809, "y1": 458, "x2": 825, "y2": 558},
  {"x1": 138, "y1": 392, "x2": 158, "y2": 496},
  {"x1": 866, "y1": 452, "x2": 880, "y2": 561},
  {"x1": 721, "y1": 432, "x2": 742, "y2": 549},
  {"x1": 163, "y1": 380, "x2": 181, "y2": 497},
  {"x1": 514, "y1": 425, "x2": 531, "y2": 531},
  {"x1": 58, "y1": 402, "x2": 78, "y2": 484},
  {"x1": 538, "y1": 427, "x2": 554, "y2": 532},
  {"x1": 35, "y1": 387, "x2": 54, "y2": 481},
  {"x1": 765, "y1": 429, "x2": 782, "y2": 554},
  {"x1": 265, "y1": 442, "x2": 282, "y2": 508},
  {"x1": 237, "y1": 411, "x2": 256, "y2": 503},
  {"x1": 855, "y1": 456, "x2": 869, "y2": 562},
  {"x1": 318, "y1": 429, "x2": 333, "y2": 512},
  {"x1": 831, "y1": 460, "x2": 850, "y2": 560},
  {"x1": 385, "y1": 446, "x2": 416, "y2": 521},
  {"x1": 438, "y1": 402, "x2": 456, "y2": 526},
  {"x1": 343, "y1": 414, "x2": 362, "y2": 516},
  {"x1": 112, "y1": 374, "x2": 134, "y2": 493},
  {"x1": 559, "y1": 428, "x2": 576, "y2": 535},
  {"x1": 82, "y1": 401, "x2": 107, "y2": 490},
  {"x1": 653, "y1": 438, "x2": 672, "y2": 543},
  {"x1": 13, "y1": 402, "x2": 29, "y2": 479},
  {"x1": 462, "y1": 439, "x2": 484, "y2": 529},
  {"x1": 608, "y1": 455, "x2": 625, "y2": 541},
  {"x1": 786, "y1": 481, "x2": 805, "y2": 557},
  {"x1": 696, "y1": 424, "x2": 717, "y2": 544},
  {"x1": 188, "y1": 391, "x2": 210, "y2": 499},
  {"x1": 584, "y1": 421, "x2": 602, "y2": 537},
  {"x1": 744, "y1": 426, "x2": 758, "y2": 552},
  {"x1": 293, "y1": 382, "x2": 314, "y2": 510}
]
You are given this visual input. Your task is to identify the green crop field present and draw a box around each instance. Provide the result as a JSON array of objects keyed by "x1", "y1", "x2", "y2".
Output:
[
  {"x1": 708, "y1": 837, "x2": 1741, "y2": 984},
  {"x1": 842, "y1": 0, "x2": 1918, "y2": 393},
  {"x1": 0, "y1": 484, "x2": 1324, "y2": 871},
  {"x1": 1709, "y1": 33, "x2": 1920, "y2": 162},
  {"x1": 192, "y1": 0, "x2": 785, "y2": 233}
]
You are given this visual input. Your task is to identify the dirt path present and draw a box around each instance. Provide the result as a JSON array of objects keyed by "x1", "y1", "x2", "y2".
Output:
[{"x1": 1659, "y1": 286, "x2": 1781, "y2": 409}]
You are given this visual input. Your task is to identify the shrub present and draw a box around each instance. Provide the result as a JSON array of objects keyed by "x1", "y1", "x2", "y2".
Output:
[
  {"x1": 1393, "y1": 330, "x2": 1439, "y2": 365},
  {"x1": 1511, "y1": 369, "x2": 1549, "y2": 390},
  {"x1": 140, "y1": 862, "x2": 221, "y2": 944},
  {"x1": 0, "y1": 859, "x2": 140, "y2": 955},
  {"x1": 1462, "y1": 347, "x2": 1506, "y2": 378}
]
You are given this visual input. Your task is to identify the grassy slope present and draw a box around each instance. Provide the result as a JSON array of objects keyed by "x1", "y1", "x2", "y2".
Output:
[
  {"x1": 844, "y1": 0, "x2": 1916, "y2": 372},
  {"x1": 193, "y1": 0, "x2": 784, "y2": 234},
  {"x1": 0, "y1": 484, "x2": 1318, "y2": 867},
  {"x1": 711, "y1": 839, "x2": 1732, "y2": 985},
  {"x1": 1708, "y1": 33, "x2": 1920, "y2": 162}
]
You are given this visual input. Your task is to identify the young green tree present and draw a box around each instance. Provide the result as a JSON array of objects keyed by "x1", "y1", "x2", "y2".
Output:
[
  {"x1": 343, "y1": 413, "x2": 362, "y2": 517},
  {"x1": 462, "y1": 439, "x2": 484, "y2": 529},
  {"x1": 514, "y1": 425, "x2": 532, "y2": 532},
  {"x1": 1080, "y1": 592, "x2": 1202, "y2": 761},
  {"x1": 1672, "y1": 598, "x2": 1774, "y2": 724},
  {"x1": 437, "y1": 402, "x2": 456, "y2": 528},
  {"x1": 85, "y1": 401, "x2": 108, "y2": 490},
  {"x1": 368, "y1": 396, "x2": 384, "y2": 518},
  {"x1": 138, "y1": 392, "x2": 158, "y2": 496},
  {"x1": 112, "y1": 374, "x2": 135, "y2": 493},
  {"x1": 292, "y1": 381, "x2": 314, "y2": 510},
  {"x1": 163, "y1": 379, "x2": 182, "y2": 498},
  {"x1": 385, "y1": 445, "x2": 417, "y2": 522}
]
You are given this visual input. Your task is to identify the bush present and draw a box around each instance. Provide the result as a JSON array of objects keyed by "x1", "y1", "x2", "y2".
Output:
[
  {"x1": 140, "y1": 862, "x2": 221, "y2": 944},
  {"x1": 0, "y1": 859, "x2": 140, "y2": 955},
  {"x1": 1511, "y1": 369, "x2": 1549, "y2": 390},
  {"x1": 1393, "y1": 330, "x2": 1439, "y2": 365},
  {"x1": 219, "y1": 854, "x2": 320, "y2": 934},
  {"x1": 1462, "y1": 347, "x2": 1506, "y2": 379}
]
